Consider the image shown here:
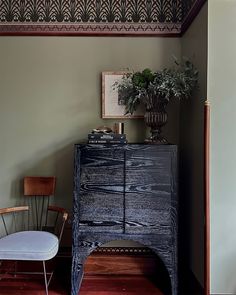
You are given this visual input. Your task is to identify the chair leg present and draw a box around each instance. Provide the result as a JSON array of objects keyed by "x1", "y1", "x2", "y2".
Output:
[
  {"x1": 48, "y1": 270, "x2": 54, "y2": 287},
  {"x1": 42, "y1": 261, "x2": 48, "y2": 295}
]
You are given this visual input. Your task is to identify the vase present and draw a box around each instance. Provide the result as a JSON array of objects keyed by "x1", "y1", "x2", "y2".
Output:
[{"x1": 144, "y1": 94, "x2": 168, "y2": 144}]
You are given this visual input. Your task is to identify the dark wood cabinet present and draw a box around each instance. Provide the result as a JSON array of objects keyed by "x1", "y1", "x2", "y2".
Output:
[{"x1": 72, "y1": 144, "x2": 178, "y2": 295}]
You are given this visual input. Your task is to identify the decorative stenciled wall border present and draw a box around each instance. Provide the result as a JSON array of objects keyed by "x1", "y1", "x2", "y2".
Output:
[{"x1": 0, "y1": 0, "x2": 206, "y2": 36}]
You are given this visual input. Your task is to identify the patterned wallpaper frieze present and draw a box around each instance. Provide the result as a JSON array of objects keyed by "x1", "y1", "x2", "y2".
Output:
[{"x1": 0, "y1": 0, "x2": 206, "y2": 35}]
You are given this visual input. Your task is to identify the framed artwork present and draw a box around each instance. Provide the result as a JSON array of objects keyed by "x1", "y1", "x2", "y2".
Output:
[{"x1": 102, "y1": 71, "x2": 144, "y2": 119}]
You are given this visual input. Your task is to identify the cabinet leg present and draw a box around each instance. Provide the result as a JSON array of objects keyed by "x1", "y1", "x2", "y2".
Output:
[
  {"x1": 170, "y1": 272, "x2": 178, "y2": 295},
  {"x1": 71, "y1": 253, "x2": 84, "y2": 295}
]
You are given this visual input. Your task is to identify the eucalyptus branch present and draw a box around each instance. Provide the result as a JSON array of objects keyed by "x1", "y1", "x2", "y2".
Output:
[{"x1": 114, "y1": 59, "x2": 199, "y2": 115}]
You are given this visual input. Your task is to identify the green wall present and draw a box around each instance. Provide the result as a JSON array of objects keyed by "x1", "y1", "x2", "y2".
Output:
[
  {"x1": 208, "y1": 0, "x2": 236, "y2": 293},
  {"x1": 180, "y1": 3, "x2": 208, "y2": 286},
  {"x1": 0, "y1": 37, "x2": 181, "y2": 212},
  {"x1": 0, "y1": 13, "x2": 210, "y2": 287}
]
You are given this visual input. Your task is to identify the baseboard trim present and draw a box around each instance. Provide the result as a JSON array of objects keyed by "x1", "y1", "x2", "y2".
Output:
[
  {"x1": 90, "y1": 246, "x2": 153, "y2": 255},
  {"x1": 58, "y1": 246, "x2": 153, "y2": 257}
]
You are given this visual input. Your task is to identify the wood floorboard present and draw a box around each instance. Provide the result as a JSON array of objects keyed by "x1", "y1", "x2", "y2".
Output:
[
  {"x1": 0, "y1": 257, "x2": 203, "y2": 295},
  {"x1": 0, "y1": 274, "x2": 68, "y2": 295},
  {"x1": 0, "y1": 274, "x2": 163, "y2": 295},
  {"x1": 80, "y1": 275, "x2": 163, "y2": 295}
]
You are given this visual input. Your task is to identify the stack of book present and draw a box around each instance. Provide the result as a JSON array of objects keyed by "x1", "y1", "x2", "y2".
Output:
[{"x1": 88, "y1": 133, "x2": 127, "y2": 144}]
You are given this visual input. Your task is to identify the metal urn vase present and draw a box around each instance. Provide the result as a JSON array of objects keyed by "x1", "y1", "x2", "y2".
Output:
[{"x1": 144, "y1": 94, "x2": 168, "y2": 144}]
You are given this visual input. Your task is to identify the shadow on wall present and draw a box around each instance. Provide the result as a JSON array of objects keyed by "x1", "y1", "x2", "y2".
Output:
[
  {"x1": 9, "y1": 140, "x2": 77, "y2": 212},
  {"x1": 179, "y1": 91, "x2": 205, "y2": 286}
]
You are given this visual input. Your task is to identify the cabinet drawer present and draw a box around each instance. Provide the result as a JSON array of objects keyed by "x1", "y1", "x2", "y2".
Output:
[
  {"x1": 78, "y1": 191, "x2": 124, "y2": 233},
  {"x1": 125, "y1": 192, "x2": 171, "y2": 235},
  {"x1": 125, "y1": 152, "x2": 172, "y2": 185},
  {"x1": 80, "y1": 146, "x2": 124, "y2": 186},
  {"x1": 80, "y1": 146, "x2": 124, "y2": 168},
  {"x1": 78, "y1": 146, "x2": 125, "y2": 233},
  {"x1": 125, "y1": 147, "x2": 173, "y2": 235},
  {"x1": 81, "y1": 166, "x2": 124, "y2": 186}
]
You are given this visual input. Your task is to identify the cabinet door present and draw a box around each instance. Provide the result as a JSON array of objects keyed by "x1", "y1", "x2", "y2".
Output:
[
  {"x1": 78, "y1": 145, "x2": 125, "y2": 233},
  {"x1": 125, "y1": 146, "x2": 175, "y2": 235}
]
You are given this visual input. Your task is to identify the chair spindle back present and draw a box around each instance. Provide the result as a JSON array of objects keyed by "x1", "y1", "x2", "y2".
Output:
[
  {"x1": 23, "y1": 177, "x2": 56, "y2": 230},
  {"x1": 0, "y1": 206, "x2": 29, "y2": 236}
]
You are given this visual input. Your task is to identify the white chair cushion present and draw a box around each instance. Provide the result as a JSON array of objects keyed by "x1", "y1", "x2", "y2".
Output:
[{"x1": 0, "y1": 231, "x2": 59, "y2": 261}]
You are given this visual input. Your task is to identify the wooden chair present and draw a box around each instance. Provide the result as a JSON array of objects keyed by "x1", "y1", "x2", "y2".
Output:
[
  {"x1": 0, "y1": 177, "x2": 68, "y2": 295},
  {"x1": 23, "y1": 176, "x2": 56, "y2": 230}
]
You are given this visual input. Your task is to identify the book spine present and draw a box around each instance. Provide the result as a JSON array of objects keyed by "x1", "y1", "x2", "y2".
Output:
[
  {"x1": 88, "y1": 140, "x2": 127, "y2": 144},
  {"x1": 88, "y1": 134, "x2": 126, "y2": 140}
]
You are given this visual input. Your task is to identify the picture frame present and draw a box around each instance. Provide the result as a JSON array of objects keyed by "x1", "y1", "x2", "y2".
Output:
[{"x1": 102, "y1": 71, "x2": 144, "y2": 119}]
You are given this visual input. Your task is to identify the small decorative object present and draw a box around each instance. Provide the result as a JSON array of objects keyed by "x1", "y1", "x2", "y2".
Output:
[
  {"x1": 88, "y1": 126, "x2": 127, "y2": 144},
  {"x1": 102, "y1": 72, "x2": 144, "y2": 119},
  {"x1": 92, "y1": 126, "x2": 113, "y2": 134},
  {"x1": 114, "y1": 58, "x2": 198, "y2": 143},
  {"x1": 114, "y1": 122, "x2": 124, "y2": 134},
  {"x1": 88, "y1": 133, "x2": 127, "y2": 144}
]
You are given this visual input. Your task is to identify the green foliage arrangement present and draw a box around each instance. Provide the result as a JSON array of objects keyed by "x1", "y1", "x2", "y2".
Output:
[{"x1": 115, "y1": 59, "x2": 199, "y2": 115}]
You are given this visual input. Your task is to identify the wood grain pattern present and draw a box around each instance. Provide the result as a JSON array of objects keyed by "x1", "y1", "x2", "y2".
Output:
[
  {"x1": 0, "y1": 273, "x2": 163, "y2": 295},
  {"x1": 125, "y1": 148, "x2": 172, "y2": 235},
  {"x1": 79, "y1": 146, "x2": 125, "y2": 233},
  {"x1": 0, "y1": 206, "x2": 29, "y2": 214},
  {"x1": 80, "y1": 275, "x2": 164, "y2": 295},
  {"x1": 24, "y1": 176, "x2": 56, "y2": 196},
  {"x1": 84, "y1": 248, "x2": 159, "y2": 276},
  {"x1": 72, "y1": 144, "x2": 178, "y2": 295},
  {"x1": 0, "y1": 256, "x2": 165, "y2": 295}
]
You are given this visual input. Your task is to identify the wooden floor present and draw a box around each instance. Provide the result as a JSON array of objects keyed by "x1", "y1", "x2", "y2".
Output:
[
  {"x1": 0, "y1": 274, "x2": 163, "y2": 295},
  {"x1": 0, "y1": 254, "x2": 203, "y2": 295},
  {"x1": 0, "y1": 274, "x2": 67, "y2": 294},
  {"x1": 80, "y1": 275, "x2": 163, "y2": 295}
]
